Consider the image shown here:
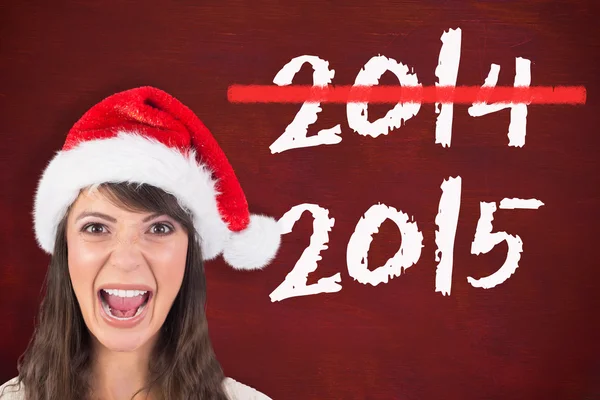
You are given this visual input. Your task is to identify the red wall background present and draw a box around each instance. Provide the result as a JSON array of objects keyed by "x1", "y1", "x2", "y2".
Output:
[{"x1": 1, "y1": 1, "x2": 598, "y2": 399}]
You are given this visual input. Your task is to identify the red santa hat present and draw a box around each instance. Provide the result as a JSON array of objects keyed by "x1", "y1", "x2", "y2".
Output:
[{"x1": 33, "y1": 86, "x2": 281, "y2": 270}]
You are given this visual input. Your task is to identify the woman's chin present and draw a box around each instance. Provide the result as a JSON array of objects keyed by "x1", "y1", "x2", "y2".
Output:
[
  {"x1": 100, "y1": 336, "x2": 149, "y2": 353},
  {"x1": 90, "y1": 325, "x2": 157, "y2": 353}
]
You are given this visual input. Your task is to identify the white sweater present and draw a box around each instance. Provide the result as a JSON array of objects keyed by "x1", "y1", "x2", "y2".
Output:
[{"x1": 0, "y1": 376, "x2": 271, "y2": 400}]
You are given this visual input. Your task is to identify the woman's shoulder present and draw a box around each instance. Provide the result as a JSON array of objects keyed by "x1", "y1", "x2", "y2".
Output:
[
  {"x1": 222, "y1": 377, "x2": 272, "y2": 400},
  {"x1": 0, "y1": 377, "x2": 23, "y2": 400},
  {"x1": 0, "y1": 375, "x2": 270, "y2": 400}
]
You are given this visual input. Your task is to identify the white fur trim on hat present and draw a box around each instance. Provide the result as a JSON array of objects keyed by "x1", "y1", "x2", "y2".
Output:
[
  {"x1": 223, "y1": 214, "x2": 282, "y2": 270},
  {"x1": 34, "y1": 132, "x2": 233, "y2": 262}
]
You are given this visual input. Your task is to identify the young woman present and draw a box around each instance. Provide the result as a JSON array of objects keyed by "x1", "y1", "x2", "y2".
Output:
[{"x1": 0, "y1": 87, "x2": 282, "y2": 399}]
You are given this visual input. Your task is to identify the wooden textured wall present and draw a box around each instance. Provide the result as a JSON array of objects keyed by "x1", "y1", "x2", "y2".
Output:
[{"x1": 0, "y1": 1, "x2": 597, "y2": 399}]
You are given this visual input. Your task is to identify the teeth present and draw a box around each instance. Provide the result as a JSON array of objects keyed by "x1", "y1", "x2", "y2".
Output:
[{"x1": 102, "y1": 289, "x2": 148, "y2": 297}]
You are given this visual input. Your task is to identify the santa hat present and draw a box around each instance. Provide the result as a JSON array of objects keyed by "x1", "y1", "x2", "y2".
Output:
[{"x1": 33, "y1": 86, "x2": 281, "y2": 270}]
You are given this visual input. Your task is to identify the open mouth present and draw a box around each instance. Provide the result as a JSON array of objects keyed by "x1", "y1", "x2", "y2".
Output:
[{"x1": 98, "y1": 289, "x2": 152, "y2": 321}]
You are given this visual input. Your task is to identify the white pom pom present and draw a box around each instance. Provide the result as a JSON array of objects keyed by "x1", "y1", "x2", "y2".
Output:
[{"x1": 222, "y1": 214, "x2": 282, "y2": 270}]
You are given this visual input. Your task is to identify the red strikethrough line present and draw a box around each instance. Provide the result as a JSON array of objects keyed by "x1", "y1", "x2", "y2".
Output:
[{"x1": 227, "y1": 85, "x2": 586, "y2": 104}]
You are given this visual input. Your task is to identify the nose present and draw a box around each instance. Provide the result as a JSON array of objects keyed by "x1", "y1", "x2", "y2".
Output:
[{"x1": 108, "y1": 230, "x2": 145, "y2": 272}]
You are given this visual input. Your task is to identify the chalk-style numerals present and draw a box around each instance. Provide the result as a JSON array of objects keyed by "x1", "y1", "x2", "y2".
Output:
[
  {"x1": 270, "y1": 179, "x2": 545, "y2": 301},
  {"x1": 347, "y1": 203, "x2": 423, "y2": 286},
  {"x1": 269, "y1": 204, "x2": 342, "y2": 302},
  {"x1": 271, "y1": 202, "x2": 422, "y2": 302},
  {"x1": 468, "y1": 198, "x2": 544, "y2": 289},
  {"x1": 467, "y1": 57, "x2": 531, "y2": 147},
  {"x1": 346, "y1": 56, "x2": 421, "y2": 138},
  {"x1": 434, "y1": 28, "x2": 462, "y2": 147},
  {"x1": 270, "y1": 54, "x2": 424, "y2": 154},
  {"x1": 269, "y1": 56, "x2": 342, "y2": 154},
  {"x1": 434, "y1": 176, "x2": 462, "y2": 296},
  {"x1": 269, "y1": 28, "x2": 535, "y2": 153}
]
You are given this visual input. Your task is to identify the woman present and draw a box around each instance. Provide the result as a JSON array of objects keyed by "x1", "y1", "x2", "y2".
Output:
[{"x1": 0, "y1": 87, "x2": 282, "y2": 399}]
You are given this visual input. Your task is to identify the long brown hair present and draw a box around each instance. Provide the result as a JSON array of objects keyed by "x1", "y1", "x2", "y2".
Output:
[{"x1": 3, "y1": 182, "x2": 229, "y2": 399}]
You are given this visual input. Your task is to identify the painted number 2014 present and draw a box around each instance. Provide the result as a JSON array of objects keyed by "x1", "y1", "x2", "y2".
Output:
[{"x1": 269, "y1": 27, "x2": 531, "y2": 153}]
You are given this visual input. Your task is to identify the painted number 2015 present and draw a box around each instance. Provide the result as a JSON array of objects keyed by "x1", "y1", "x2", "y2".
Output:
[{"x1": 270, "y1": 177, "x2": 543, "y2": 302}]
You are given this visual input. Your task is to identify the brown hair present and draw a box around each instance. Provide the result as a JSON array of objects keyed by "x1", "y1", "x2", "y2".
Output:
[{"x1": 2, "y1": 182, "x2": 229, "y2": 399}]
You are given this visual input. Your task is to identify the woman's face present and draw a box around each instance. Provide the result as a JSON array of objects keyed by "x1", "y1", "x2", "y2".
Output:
[{"x1": 66, "y1": 188, "x2": 188, "y2": 352}]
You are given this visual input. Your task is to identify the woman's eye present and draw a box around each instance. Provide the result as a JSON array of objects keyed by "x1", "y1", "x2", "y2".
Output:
[
  {"x1": 150, "y1": 223, "x2": 173, "y2": 235},
  {"x1": 83, "y1": 224, "x2": 107, "y2": 234}
]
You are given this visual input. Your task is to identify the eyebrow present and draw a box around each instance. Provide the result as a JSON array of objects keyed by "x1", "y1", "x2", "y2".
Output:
[
  {"x1": 75, "y1": 212, "x2": 117, "y2": 223},
  {"x1": 75, "y1": 212, "x2": 165, "y2": 223},
  {"x1": 142, "y1": 213, "x2": 164, "y2": 222}
]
